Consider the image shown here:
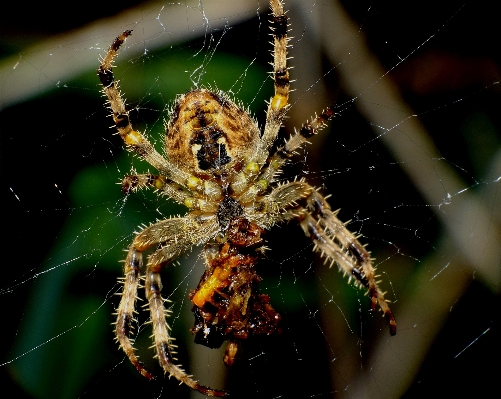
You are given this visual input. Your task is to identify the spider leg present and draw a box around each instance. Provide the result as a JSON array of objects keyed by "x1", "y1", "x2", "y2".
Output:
[
  {"x1": 260, "y1": 106, "x2": 338, "y2": 183},
  {"x1": 241, "y1": 103, "x2": 337, "y2": 211},
  {"x1": 115, "y1": 244, "x2": 152, "y2": 378},
  {"x1": 251, "y1": 0, "x2": 290, "y2": 166},
  {"x1": 142, "y1": 217, "x2": 224, "y2": 396},
  {"x1": 121, "y1": 173, "x2": 192, "y2": 205},
  {"x1": 230, "y1": 0, "x2": 292, "y2": 204},
  {"x1": 145, "y1": 262, "x2": 226, "y2": 397},
  {"x1": 301, "y1": 188, "x2": 397, "y2": 335},
  {"x1": 115, "y1": 218, "x2": 193, "y2": 380},
  {"x1": 249, "y1": 178, "x2": 313, "y2": 228},
  {"x1": 115, "y1": 216, "x2": 225, "y2": 395},
  {"x1": 258, "y1": 180, "x2": 397, "y2": 335},
  {"x1": 98, "y1": 31, "x2": 192, "y2": 187}
]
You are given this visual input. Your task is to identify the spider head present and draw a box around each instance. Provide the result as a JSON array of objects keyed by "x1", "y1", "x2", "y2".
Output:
[{"x1": 166, "y1": 89, "x2": 260, "y2": 179}]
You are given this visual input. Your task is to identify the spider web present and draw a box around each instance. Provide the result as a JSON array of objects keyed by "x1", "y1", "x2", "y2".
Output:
[{"x1": 1, "y1": 0, "x2": 499, "y2": 398}]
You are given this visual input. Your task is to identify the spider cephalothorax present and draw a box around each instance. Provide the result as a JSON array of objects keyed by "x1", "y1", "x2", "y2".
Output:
[{"x1": 98, "y1": 0, "x2": 396, "y2": 396}]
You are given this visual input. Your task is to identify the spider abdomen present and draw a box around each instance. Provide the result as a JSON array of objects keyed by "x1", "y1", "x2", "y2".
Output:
[{"x1": 165, "y1": 89, "x2": 260, "y2": 177}]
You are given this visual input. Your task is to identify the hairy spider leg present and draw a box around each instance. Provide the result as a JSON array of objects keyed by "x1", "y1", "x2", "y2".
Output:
[
  {"x1": 115, "y1": 216, "x2": 226, "y2": 396},
  {"x1": 256, "y1": 180, "x2": 397, "y2": 335},
  {"x1": 251, "y1": 0, "x2": 290, "y2": 166},
  {"x1": 260, "y1": 106, "x2": 338, "y2": 183},
  {"x1": 98, "y1": 31, "x2": 197, "y2": 196}
]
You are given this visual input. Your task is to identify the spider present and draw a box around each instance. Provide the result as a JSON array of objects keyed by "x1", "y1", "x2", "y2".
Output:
[{"x1": 98, "y1": 0, "x2": 396, "y2": 396}]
